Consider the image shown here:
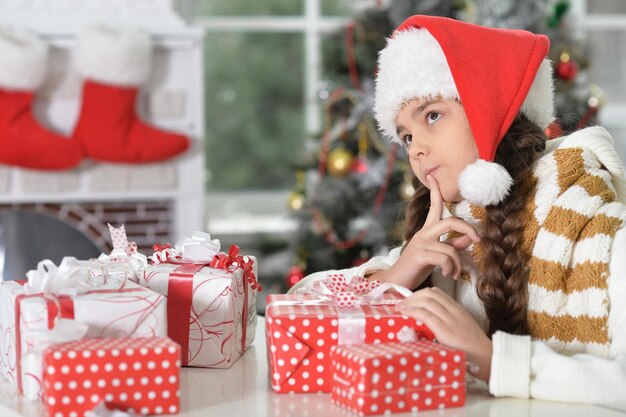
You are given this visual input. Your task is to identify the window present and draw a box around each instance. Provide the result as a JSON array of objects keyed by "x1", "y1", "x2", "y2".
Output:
[{"x1": 187, "y1": 0, "x2": 352, "y2": 236}]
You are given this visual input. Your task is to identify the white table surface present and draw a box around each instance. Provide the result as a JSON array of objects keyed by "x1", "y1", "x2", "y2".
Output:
[{"x1": 1, "y1": 316, "x2": 624, "y2": 417}]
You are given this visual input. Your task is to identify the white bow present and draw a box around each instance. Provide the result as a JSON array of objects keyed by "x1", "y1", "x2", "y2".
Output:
[
  {"x1": 25, "y1": 257, "x2": 95, "y2": 296},
  {"x1": 150, "y1": 231, "x2": 221, "y2": 265}
]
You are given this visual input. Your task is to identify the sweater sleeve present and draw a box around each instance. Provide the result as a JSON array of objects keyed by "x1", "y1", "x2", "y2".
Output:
[
  {"x1": 489, "y1": 218, "x2": 626, "y2": 411},
  {"x1": 287, "y1": 246, "x2": 403, "y2": 294}
]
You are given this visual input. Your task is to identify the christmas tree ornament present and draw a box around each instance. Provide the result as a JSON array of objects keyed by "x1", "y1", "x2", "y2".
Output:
[
  {"x1": 400, "y1": 176, "x2": 415, "y2": 201},
  {"x1": 327, "y1": 147, "x2": 354, "y2": 177},
  {"x1": 545, "y1": 121, "x2": 564, "y2": 139},
  {"x1": 587, "y1": 84, "x2": 606, "y2": 110},
  {"x1": 556, "y1": 51, "x2": 578, "y2": 82},
  {"x1": 285, "y1": 265, "x2": 305, "y2": 288},
  {"x1": 0, "y1": 27, "x2": 82, "y2": 170},
  {"x1": 351, "y1": 158, "x2": 369, "y2": 174},
  {"x1": 72, "y1": 26, "x2": 189, "y2": 163},
  {"x1": 351, "y1": 123, "x2": 370, "y2": 174},
  {"x1": 287, "y1": 191, "x2": 306, "y2": 212}
]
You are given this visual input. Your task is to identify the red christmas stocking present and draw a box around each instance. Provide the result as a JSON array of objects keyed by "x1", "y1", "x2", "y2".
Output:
[
  {"x1": 0, "y1": 28, "x2": 82, "y2": 170},
  {"x1": 72, "y1": 26, "x2": 189, "y2": 163}
]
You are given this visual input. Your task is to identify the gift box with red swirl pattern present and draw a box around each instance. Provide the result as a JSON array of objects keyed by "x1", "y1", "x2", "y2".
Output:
[
  {"x1": 331, "y1": 341, "x2": 466, "y2": 415},
  {"x1": 139, "y1": 237, "x2": 261, "y2": 368},
  {"x1": 42, "y1": 337, "x2": 180, "y2": 417},
  {"x1": 0, "y1": 268, "x2": 167, "y2": 401},
  {"x1": 265, "y1": 275, "x2": 435, "y2": 393}
]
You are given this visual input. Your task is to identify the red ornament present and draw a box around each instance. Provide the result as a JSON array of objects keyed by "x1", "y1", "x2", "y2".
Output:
[
  {"x1": 545, "y1": 121, "x2": 564, "y2": 139},
  {"x1": 351, "y1": 257, "x2": 368, "y2": 267},
  {"x1": 556, "y1": 60, "x2": 578, "y2": 81},
  {"x1": 351, "y1": 158, "x2": 369, "y2": 174},
  {"x1": 285, "y1": 265, "x2": 305, "y2": 288}
]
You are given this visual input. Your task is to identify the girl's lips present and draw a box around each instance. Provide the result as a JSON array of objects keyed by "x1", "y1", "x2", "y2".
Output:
[{"x1": 423, "y1": 166, "x2": 439, "y2": 177}]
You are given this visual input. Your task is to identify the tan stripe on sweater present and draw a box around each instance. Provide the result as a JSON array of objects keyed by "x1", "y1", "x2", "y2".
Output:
[
  {"x1": 541, "y1": 206, "x2": 590, "y2": 241},
  {"x1": 528, "y1": 258, "x2": 608, "y2": 292},
  {"x1": 578, "y1": 213, "x2": 623, "y2": 240},
  {"x1": 579, "y1": 173, "x2": 617, "y2": 203},
  {"x1": 528, "y1": 311, "x2": 609, "y2": 344},
  {"x1": 554, "y1": 148, "x2": 585, "y2": 193}
]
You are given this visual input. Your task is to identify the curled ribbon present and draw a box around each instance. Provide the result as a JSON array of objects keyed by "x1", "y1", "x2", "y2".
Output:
[
  {"x1": 210, "y1": 244, "x2": 262, "y2": 292},
  {"x1": 149, "y1": 232, "x2": 221, "y2": 265},
  {"x1": 306, "y1": 273, "x2": 411, "y2": 308},
  {"x1": 312, "y1": 273, "x2": 381, "y2": 308},
  {"x1": 25, "y1": 257, "x2": 106, "y2": 296}
]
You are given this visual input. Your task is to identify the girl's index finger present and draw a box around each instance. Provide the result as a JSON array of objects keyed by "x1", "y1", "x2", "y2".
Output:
[{"x1": 424, "y1": 174, "x2": 444, "y2": 226}]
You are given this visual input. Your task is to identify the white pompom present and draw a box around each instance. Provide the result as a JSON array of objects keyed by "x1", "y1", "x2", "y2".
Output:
[{"x1": 458, "y1": 159, "x2": 513, "y2": 206}]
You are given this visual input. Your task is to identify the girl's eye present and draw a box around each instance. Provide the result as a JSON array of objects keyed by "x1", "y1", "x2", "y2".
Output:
[
  {"x1": 401, "y1": 134, "x2": 413, "y2": 146},
  {"x1": 427, "y1": 111, "x2": 442, "y2": 124}
]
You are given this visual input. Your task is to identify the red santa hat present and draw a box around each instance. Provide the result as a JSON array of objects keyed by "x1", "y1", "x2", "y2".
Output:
[{"x1": 374, "y1": 15, "x2": 554, "y2": 206}]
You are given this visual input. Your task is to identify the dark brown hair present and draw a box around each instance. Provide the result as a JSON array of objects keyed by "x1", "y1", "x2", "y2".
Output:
[{"x1": 403, "y1": 113, "x2": 547, "y2": 336}]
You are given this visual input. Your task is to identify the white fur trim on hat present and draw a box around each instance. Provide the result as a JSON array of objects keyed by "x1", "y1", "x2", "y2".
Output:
[
  {"x1": 458, "y1": 159, "x2": 513, "y2": 206},
  {"x1": 74, "y1": 25, "x2": 152, "y2": 87},
  {"x1": 374, "y1": 28, "x2": 459, "y2": 144},
  {"x1": 520, "y1": 59, "x2": 555, "y2": 129},
  {"x1": 0, "y1": 27, "x2": 48, "y2": 91}
]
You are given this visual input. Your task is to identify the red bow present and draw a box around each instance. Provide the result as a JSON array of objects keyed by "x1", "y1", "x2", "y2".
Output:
[
  {"x1": 210, "y1": 245, "x2": 262, "y2": 292},
  {"x1": 153, "y1": 243, "x2": 172, "y2": 252}
]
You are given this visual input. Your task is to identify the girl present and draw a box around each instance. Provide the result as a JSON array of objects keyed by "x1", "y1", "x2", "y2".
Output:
[{"x1": 290, "y1": 15, "x2": 626, "y2": 410}]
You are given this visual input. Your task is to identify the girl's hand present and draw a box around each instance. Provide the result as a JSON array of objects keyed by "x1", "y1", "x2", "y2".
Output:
[
  {"x1": 395, "y1": 287, "x2": 493, "y2": 381},
  {"x1": 377, "y1": 174, "x2": 481, "y2": 290}
]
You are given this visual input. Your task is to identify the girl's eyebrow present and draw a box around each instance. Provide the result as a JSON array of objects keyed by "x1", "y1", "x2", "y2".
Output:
[{"x1": 396, "y1": 98, "x2": 443, "y2": 135}]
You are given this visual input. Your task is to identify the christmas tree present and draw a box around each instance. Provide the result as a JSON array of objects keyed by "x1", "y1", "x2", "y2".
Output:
[
  {"x1": 284, "y1": 0, "x2": 466, "y2": 288},
  {"x1": 283, "y1": 0, "x2": 602, "y2": 289}
]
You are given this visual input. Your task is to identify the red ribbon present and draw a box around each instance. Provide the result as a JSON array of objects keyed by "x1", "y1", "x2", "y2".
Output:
[
  {"x1": 210, "y1": 245, "x2": 262, "y2": 292},
  {"x1": 210, "y1": 245, "x2": 261, "y2": 356},
  {"x1": 12, "y1": 281, "x2": 141, "y2": 394},
  {"x1": 167, "y1": 263, "x2": 205, "y2": 366},
  {"x1": 161, "y1": 244, "x2": 261, "y2": 366}
]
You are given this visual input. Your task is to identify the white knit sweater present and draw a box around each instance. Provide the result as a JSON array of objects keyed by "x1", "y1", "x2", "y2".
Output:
[{"x1": 290, "y1": 127, "x2": 626, "y2": 411}]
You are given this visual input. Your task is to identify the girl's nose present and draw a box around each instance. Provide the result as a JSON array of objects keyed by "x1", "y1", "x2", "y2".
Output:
[{"x1": 408, "y1": 140, "x2": 428, "y2": 160}]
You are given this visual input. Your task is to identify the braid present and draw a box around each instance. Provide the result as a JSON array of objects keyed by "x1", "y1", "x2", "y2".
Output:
[{"x1": 477, "y1": 114, "x2": 546, "y2": 336}]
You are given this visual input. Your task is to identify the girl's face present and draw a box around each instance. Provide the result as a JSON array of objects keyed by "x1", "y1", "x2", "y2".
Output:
[{"x1": 395, "y1": 98, "x2": 479, "y2": 202}]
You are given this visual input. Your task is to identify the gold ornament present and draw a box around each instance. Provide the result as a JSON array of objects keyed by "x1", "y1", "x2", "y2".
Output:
[
  {"x1": 400, "y1": 178, "x2": 415, "y2": 201},
  {"x1": 287, "y1": 191, "x2": 306, "y2": 212},
  {"x1": 327, "y1": 148, "x2": 354, "y2": 177}
]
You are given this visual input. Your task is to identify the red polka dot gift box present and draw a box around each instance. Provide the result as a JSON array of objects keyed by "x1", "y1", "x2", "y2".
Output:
[
  {"x1": 330, "y1": 341, "x2": 466, "y2": 415},
  {"x1": 42, "y1": 337, "x2": 180, "y2": 417},
  {"x1": 265, "y1": 275, "x2": 435, "y2": 393}
]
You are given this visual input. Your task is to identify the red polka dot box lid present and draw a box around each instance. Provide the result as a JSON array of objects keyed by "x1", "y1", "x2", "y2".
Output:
[
  {"x1": 330, "y1": 341, "x2": 466, "y2": 416},
  {"x1": 42, "y1": 337, "x2": 180, "y2": 417}
]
